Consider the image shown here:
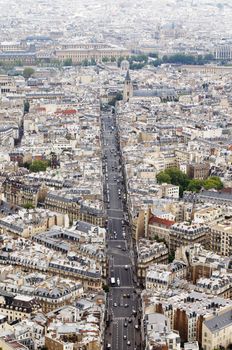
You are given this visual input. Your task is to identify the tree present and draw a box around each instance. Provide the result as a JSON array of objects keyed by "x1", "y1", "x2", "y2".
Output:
[
  {"x1": 23, "y1": 203, "x2": 35, "y2": 209},
  {"x1": 24, "y1": 100, "x2": 30, "y2": 114},
  {"x1": 156, "y1": 167, "x2": 190, "y2": 197},
  {"x1": 117, "y1": 56, "x2": 126, "y2": 67},
  {"x1": 187, "y1": 179, "x2": 204, "y2": 192},
  {"x1": 102, "y1": 56, "x2": 109, "y2": 63},
  {"x1": 63, "y1": 58, "x2": 73, "y2": 66},
  {"x1": 156, "y1": 171, "x2": 171, "y2": 184},
  {"x1": 149, "y1": 52, "x2": 158, "y2": 58},
  {"x1": 165, "y1": 168, "x2": 190, "y2": 189},
  {"x1": 82, "y1": 59, "x2": 89, "y2": 66},
  {"x1": 90, "y1": 58, "x2": 96, "y2": 65},
  {"x1": 203, "y1": 176, "x2": 223, "y2": 190},
  {"x1": 168, "y1": 252, "x2": 175, "y2": 263},
  {"x1": 103, "y1": 284, "x2": 109, "y2": 293},
  {"x1": 23, "y1": 67, "x2": 35, "y2": 79},
  {"x1": 29, "y1": 160, "x2": 50, "y2": 173}
]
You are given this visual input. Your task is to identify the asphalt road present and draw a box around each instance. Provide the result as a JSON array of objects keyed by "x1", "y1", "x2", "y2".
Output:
[{"x1": 101, "y1": 110, "x2": 141, "y2": 350}]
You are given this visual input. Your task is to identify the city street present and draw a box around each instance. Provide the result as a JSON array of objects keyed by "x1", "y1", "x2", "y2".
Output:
[{"x1": 101, "y1": 110, "x2": 141, "y2": 350}]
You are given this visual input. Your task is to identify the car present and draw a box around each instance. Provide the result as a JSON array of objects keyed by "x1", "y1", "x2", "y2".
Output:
[
  {"x1": 127, "y1": 294, "x2": 131, "y2": 298},
  {"x1": 124, "y1": 322, "x2": 128, "y2": 327},
  {"x1": 124, "y1": 265, "x2": 128, "y2": 270},
  {"x1": 127, "y1": 341, "x2": 131, "y2": 346},
  {"x1": 116, "y1": 245, "x2": 121, "y2": 249},
  {"x1": 113, "y1": 303, "x2": 117, "y2": 307},
  {"x1": 135, "y1": 325, "x2": 139, "y2": 330},
  {"x1": 124, "y1": 304, "x2": 129, "y2": 308},
  {"x1": 132, "y1": 309, "x2": 137, "y2": 315},
  {"x1": 122, "y1": 247, "x2": 126, "y2": 251},
  {"x1": 123, "y1": 335, "x2": 127, "y2": 340},
  {"x1": 128, "y1": 318, "x2": 132, "y2": 323},
  {"x1": 123, "y1": 294, "x2": 127, "y2": 298}
]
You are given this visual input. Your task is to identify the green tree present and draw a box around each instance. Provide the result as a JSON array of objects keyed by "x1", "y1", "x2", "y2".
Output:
[
  {"x1": 187, "y1": 179, "x2": 204, "y2": 192},
  {"x1": 29, "y1": 160, "x2": 50, "y2": 173},
  {"x1": 151, "y1": 58, "x2": 163, "y2": 67},
  {"x1": 168, "y1": 252, "x2": 175, "y2": 263},
  {"x1": 103, "y1": 284, "x2": 109, "y2": 293},
  {"x1": 117, "y1": 56, "x2": 126, "y2": 67},
  {"x1": 23, "y1": 203, "x2": 35, "y2": 209},
  {"x1": 102, "y1": 56, "x2": 109, "y2": 63},
  {"x1": 24, "y1": 100, "x2": 30, "y2": 114},
  {"x1": 203, "y1": 176, "x2": 223, "y2": 190},
  {"x1": 156, "y1": 171, "x2": 171, "y2": 184},
  {"x1": 82, "y1": 59, "x2": 89, "y2": 66},
  {"x1": 149, "y1": 52, "x2": 158, "y2": 58},
  {"x1": 63, "y1": 58, "x2": 73, "y2": 66},
  {"x1": 111, "y1": 56, "x2": 116, "y2": 62},
  {"x1": 23, "y1": 67, "x2": 35, "y2": 79},
  {"x1": 156, "y1": 167, "x2": 190, "y2": 197},
  {"x1": 90, "y1": 58, "x2": 96, "y2": 65},
  {"x1": 165, "y1": 167, "x2": 190, "y2": 189}
]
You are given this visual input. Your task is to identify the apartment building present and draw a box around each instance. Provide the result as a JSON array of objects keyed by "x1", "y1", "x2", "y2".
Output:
[
  {"x1": 148, "y1": 216, "x2": 175, "y2": 244},
  {"x1": 169, "y1": 223, "x2": 209, "y2": 252},
  {"x1": 137, "y1": 239, "x2": 169, "y2": 280},
  {"x1": 45, "y1": 192, "x2": 106, "y2": 227},
  {"x1": 202, "y1": 309, "x2": 232, "y2": 350},
  {"x1": 210, "y1": 221, "x2": 232, "y2": 256},
  {"x1": 4, "y1": 179, "x2": 48, "y2": 207}
]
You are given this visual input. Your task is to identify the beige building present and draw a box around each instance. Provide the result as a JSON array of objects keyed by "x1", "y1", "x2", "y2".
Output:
[
  {"x1": 55, "y1": 43, "x2": 129, "y2": 64},
  {"x1": 137, "y1": 239, "x2": 168, "y2": 280},
  {"x1": 202, "y1": 309, "x2": 232, "y2": 350},
  {"x1": 210, "y1": 221, "x2": 232, "y2": 256},
  {"x1": 169, "y1": 222, "x2": 209, "y2": 253}
]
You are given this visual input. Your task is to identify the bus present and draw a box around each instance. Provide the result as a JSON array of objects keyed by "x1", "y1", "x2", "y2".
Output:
[{"x1": 110, "y1": 277, "x2": 115, "y2": 286}]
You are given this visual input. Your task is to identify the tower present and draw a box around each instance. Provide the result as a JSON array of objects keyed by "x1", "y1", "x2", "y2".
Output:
[{"x1": 123, "y1": 70, "x2": 133, "y2": 102}]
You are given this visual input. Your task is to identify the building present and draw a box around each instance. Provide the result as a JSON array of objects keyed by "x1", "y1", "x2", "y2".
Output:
[
  {"x1": 214, "y1": 45, "x2": 232, "y2": 60},
  {"x1": 210, "y1": 221, "x2": 232, "y2": 256},
  {"x1": 0, "y1": 337, "x2": 29, "y2": 350},
  {"x1": 202, "y1": 309, "x2": 232, "y2": 350},
  {"x1": 137, "y1": 239, "x2": 169, "y2": 280},
  {"x1": 123, "y1": 70, "x2": 133, "y2": 102},
  {"x1": 161, "y1": 183, "x2": 179, "y2": 199},
  {"x1": 55, "y1": 43, "x2": 129, "y2": 64},
  {"x1": 0, "y1": 293, "x2": 41, "y2": 322},
  {"x1": 146, "y1": 261, "x2": 187, "y2": 291},
  {"x1": 144, "y1": 313, "x2": 181, "y2": 350},
  {"x1": 148, "y1": 216, "x2": 175, "y2": 244},
  {"x1": 187, "y1": 163, "x2": 210, "y2": 180},
  {"x1": 143, "y1": 290, "x2": 232, "y2": 346},
  {"x1": 4, "y1": 179, "x2": 48, "y2": 208},
  {"x1": 45, "y1": 192, "x2": 106, "y2": 227},
  {"x1": 169, "y1": 223, "x2": 209, "y2": 252}
]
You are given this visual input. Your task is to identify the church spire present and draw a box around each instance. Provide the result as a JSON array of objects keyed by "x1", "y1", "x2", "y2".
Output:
[{"x1": 123, "y1": 70, "x2": 133, "y2": 102}]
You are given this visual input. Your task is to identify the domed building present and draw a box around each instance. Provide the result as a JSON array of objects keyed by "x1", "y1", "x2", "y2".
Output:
[{"x1": 120, "y1": 59, "x2": 130, "y2": 74}]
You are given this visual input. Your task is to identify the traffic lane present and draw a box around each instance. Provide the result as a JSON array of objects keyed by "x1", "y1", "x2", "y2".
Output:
[
  {"x1": 111, "y1": 300, "x2": 134, "y2": 319},
  {"x1": 113, "y1": 266, "x2": 133, "y2": 287},
  {"x1": 111, "y1": 321, "x2": 119, "y2": 350},
  {"x1": 112, "y1": 251, "x2": 131, "y2": 266},
  {"x1": 107, "y1": 209, "x2": 124, "y2": 219}
]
